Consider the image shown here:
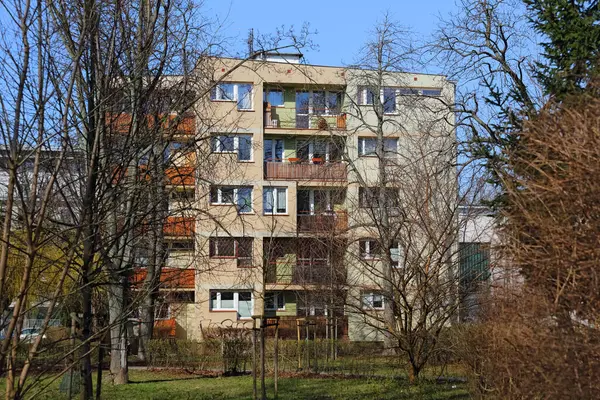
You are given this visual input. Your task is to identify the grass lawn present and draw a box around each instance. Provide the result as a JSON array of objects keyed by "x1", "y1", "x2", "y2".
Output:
[{"x1": 6, "y1": 369, "x2": 471, "y2": 400}]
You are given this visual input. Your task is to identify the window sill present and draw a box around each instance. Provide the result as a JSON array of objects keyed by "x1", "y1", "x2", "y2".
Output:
[
  {"x1": 211, "y1": 99, "x2": 235, "y2": 103},
  {"x1": 238, "y1": 160, "x2": 255, "y2": 163},
  {"x1": 210, "y1": 256, "x2": 237, "y2": 260},
  {"x1": 238, "y1": 109, "x2": 255, "y2": 112},
  {"x1": 210, "y1": 309, "x2": 237, "y2": 312},
  {"x1": 263, "y1": 213, "x2": 289, "y2": 216}
]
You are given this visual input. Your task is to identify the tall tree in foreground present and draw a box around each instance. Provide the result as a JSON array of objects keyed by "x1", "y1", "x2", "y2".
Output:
[
  {"x1": 341, "y1": 14, "x2": 468, "y2": 381},
  {"x1": 524, "y1": 0, "x2": 600, "y2": 99}
]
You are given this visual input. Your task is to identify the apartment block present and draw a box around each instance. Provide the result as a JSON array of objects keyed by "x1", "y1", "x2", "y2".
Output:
[{"x1": 157, "y1": 53, "x2": 456, "y2": 341}]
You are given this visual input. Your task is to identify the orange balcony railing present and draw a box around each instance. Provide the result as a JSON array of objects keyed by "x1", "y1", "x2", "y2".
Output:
[
  {"x1": 165, "y1": 166, "x2": 195, "y2": 186},
  {"x1": 264, "y1": 161, "x2": 347, "y2": 181},
  {"x1": 163, "y1": 217, "x2": 195, "y2": 237},
  {"x1": 297, "y1": 211, "x2": 348, "y2": 233},
  {"x1": 132, "y1": 267, "x2": 195, "y2": 289},
  {"x1": 154, "y1": 318, "x2": 176, "y2": 338},
  {"x1": 106, "y1": 113, "x2": 195, "y2": 136}
]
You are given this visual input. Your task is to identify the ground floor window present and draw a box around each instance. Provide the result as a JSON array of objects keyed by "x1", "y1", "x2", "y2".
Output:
[
  {"x1": 209, "y1": 290, "x2": 253, "y2": 319},
  {"x1": 265, "y1": 292, "x2": 286, "y2": 311}
]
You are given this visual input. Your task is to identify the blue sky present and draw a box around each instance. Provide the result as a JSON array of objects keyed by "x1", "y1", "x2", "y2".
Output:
[{"x1": 203, "y1": 0, "x2": 458, "y2": 67}]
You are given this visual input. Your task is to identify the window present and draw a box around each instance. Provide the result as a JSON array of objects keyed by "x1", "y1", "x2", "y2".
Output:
[
  {"x1": 359, "y1": 187, "x2": 399, "y2": 208},
  {"x1": 384, "y1": 138, "x2": 398, "y2": 157},
  {"x1": 362, "y1": 292, "x2": 384, "y2": 310},
  {"x1": 169, "y1": 240, "x2": 195, "y2": 252},
  {"x1": 390, "y1": 241, "x2": 406, "y2": 268},
  {"x1": 358, "y1": 137, "x2": 376, "y2": 156},
  {"x1": 357, "y1": 87, "x2": 376, "y2": 105},
  {"x1": 459, "y1": 243, "x2": 490, "y2": 288},
  {"x1": 169, "y1": 291, "x2": 195, "y2": 304},
  {"x1": 263, "y1": 187, "x2": 287, "y2": 214},
  {"x1": 383, "y1": 87, "x2": 396, "y2": 114},
  {"x1": 358, "y1": 137, "x2": 398, "y2": 157},
  {"x1": 209, "y1": 237, "x2": 253, "y2": 266},
  {"x1": 359, "y1": 239, "x2": 382, "y2": 259},
  {"x1": 422, "y1": 88, "x2": 442, "y2": 96},
  {"x1": 265, "y1": 89, "x2": 284, "y2": 107},
  {"x1": 171, "y1": 189, "x2": 195, "y2": 201},
  {"x1": 211, "y1": 134, "x2": 252, "y2": 161},
  {"x1": 265, "y1": 292, "x2": 285, "y2": 311},
  {"x1": 398, "y1": 87, "x2": 442, "y2": 96},
  {"x1": 211, "y1": 82, "x2": 253, "y2": 110},
  {"x1": 313, "y1": 91, "x2": 326, "y2": 115},
  {"x1": 264, "y1": 139, "x2": 284, "y2": 162},
  {"x1": 327, "y1": 92, "x2": 342, "y2": 115},
  {"x1": 164, "y1": 141, "x2": 189, "y2": 163},
  {"x1": 210, "y1": 186, "x2": 253, "y2": 213},
  {"x1": 209, "y1": 290, "x2": 253, "y2": 319}
]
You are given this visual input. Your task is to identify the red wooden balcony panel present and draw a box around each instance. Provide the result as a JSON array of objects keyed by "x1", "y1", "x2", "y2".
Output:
[
  {"x1": 297, "y1": 211, "x2": 348, "y2": 233},
  {"x1": 264, "y1": 162, "x2": 347, "y2": 181},
  {"x1": 163, "y1": 217, "x2": 195, "y2": 237},
  {"x1": 132, "y1": 267, "x2": 195, "y2": 289},
  {"x1": 106, "y1": 113, "x2": 195, "y2": 135},
  {"x1": 154, "y1": 318, "x2": 176, "y2": 338},
  {"x1": 165, "y1": 166, "x2": 195, "y2": 186}
]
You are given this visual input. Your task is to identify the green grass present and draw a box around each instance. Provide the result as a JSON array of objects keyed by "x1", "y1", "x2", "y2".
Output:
[{"x1": 6, "y1": 370, "x2": 470, "y2": 400}]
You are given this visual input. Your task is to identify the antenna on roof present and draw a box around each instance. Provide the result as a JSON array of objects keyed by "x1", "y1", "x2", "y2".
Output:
[{"x1": 247, "y1": 28, "x2": 254, "y2": 57}]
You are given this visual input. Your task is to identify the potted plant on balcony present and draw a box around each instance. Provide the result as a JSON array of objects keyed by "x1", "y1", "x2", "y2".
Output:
[{"x1": 312, "y1": 157, "x2": 323, "y2": 164}]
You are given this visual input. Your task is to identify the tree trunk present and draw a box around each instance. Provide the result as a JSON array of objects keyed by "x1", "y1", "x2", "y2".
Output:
[{"x1": 109, "y1": 278, "x2": 128, "y2": 384}]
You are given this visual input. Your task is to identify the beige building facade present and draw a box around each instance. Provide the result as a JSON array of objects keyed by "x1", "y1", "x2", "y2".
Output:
[{"x1": 159, "y1": 55, "x2": 456, "y2": 341}]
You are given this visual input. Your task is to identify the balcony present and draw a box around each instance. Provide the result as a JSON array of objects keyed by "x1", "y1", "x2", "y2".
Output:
[
  {"x1": 264, "y1": 106, "x2": 346, "y2": 131},
  {"x1": 264, "y1": 161, "x2": 346, "y2": 181},
  {"x1": 106, "y1": 113, "x2": 195, "y2": 136},
  {"x1": 163, "y1": 217, "x2": 195, "y2": 237},
  {"x1": 297, "y1": 211, "x2": 348, "y2": 233},
  {"x1": 132, "y1": 267, "x2": 195, "y2": 289},
  {"x1": 165, "y1": 166, "x2": 195, "y2": 187},
  {"x1": 266, "y1": 259, "x2": 344, "y2": 285}
]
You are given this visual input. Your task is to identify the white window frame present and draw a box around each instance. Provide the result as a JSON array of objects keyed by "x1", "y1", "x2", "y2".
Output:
[
  {"x1": 358, "y1": 137, "x2": 398, "y2": 157},
  {"x1": 209, "y1": 237, "x2": 253, "y2": 260},
  {"x1": 211, "y1": 82, "x2": 254, "y2": 110},
  {"x1": 300, "y1": 189, "x2": 334, "y2": 215},
  {"x1": 362, "y1": 292, "x2": 385, "y2": 310},
  {"x1": 360, "y1": 239, "x2": 381, "y2": 260},
  {"x1": 263, "y1": 187, "x2": 288, "y2": 215},
  {"x1": 211, "y1": 134, "x2": 253, "y2": 161},
  {"x1": 210, "y1": 290, "x2": 254, "y2": 318},
  {"x1": 265, "y1": 292, "x2": 286, "y2": 311},
  {"x1": 306, "y1": 90, "x2": 342, "y2": 116},
  {"x1": 210, "y1": 186, "x2": 253, "y2": 213}
]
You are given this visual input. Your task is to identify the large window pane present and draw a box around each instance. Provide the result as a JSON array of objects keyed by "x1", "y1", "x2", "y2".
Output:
[
  {"x1": 221, "y1": 292, "x2": 234, "y2": 309},
  {"x1": 328, "y1": 92, "x2": 341, "y2": 115},
  {"x1": 383, "y1": 87, "x2": 396, "y2": 113},
  {"x1": 237, "y1": 187, "x2": 252, "y2": 213},
  {"x1": 237, "y1": 84, "x2": 253, "y2": 110},
  {"x1": 216, "y1": 83, "x2": 234, "y2": 100},
  {"x1": 384, "y1": 138, "x2": 397, "y2": 156},
  {"x1": 210, "y1": 292, "x2": 218, "y2": 309},
  {"x1": 276, "y1": 189, "x2": 287, "y2": 213},
  {"x1": 274, "y1": 139, "x2": 284, "y2": 161},
  {"x1": 221, "y1": 187, "x2": 235, "y2": 204},
  {"x1": 263, "y1": 188, "x2": 274, "y2": 213},
  {"x1": 238, "y1": 135, "x2": 252, "y2": 161},
  {"x1": 359, "y1": 138, "x2": 376, "y2": 156},
  {"x1": 313, "y1": 91, "x2": 326, "y2": 115},
  {"x1": 220, "y1": 136, "x2": 234, "y2": 152},
  {"x1": 266, "y1": 90, "x2": 284, "y2": 106}
]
